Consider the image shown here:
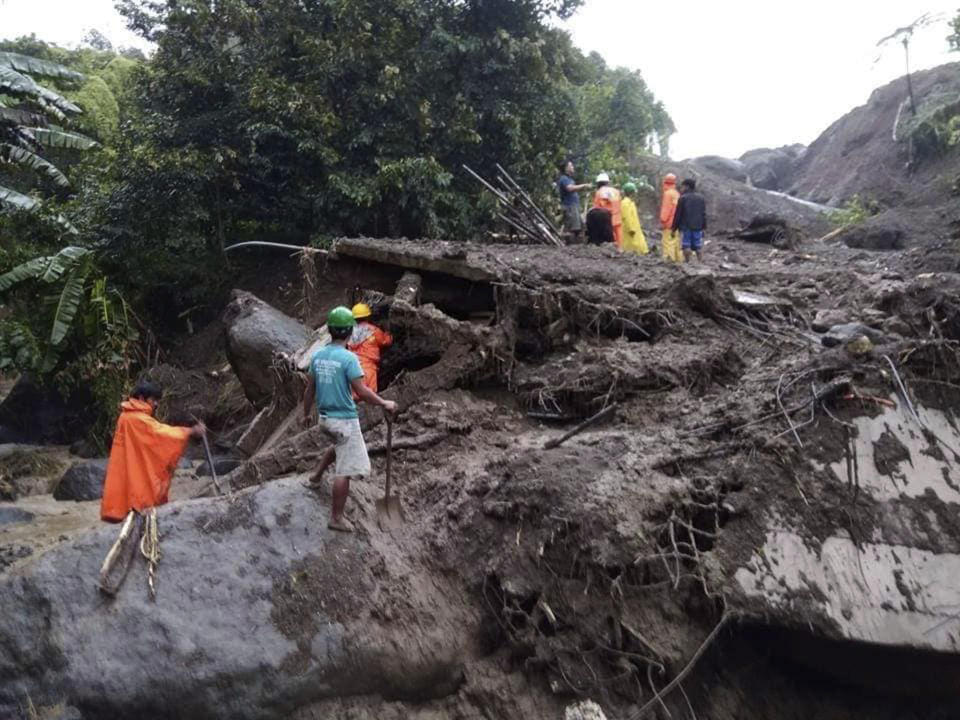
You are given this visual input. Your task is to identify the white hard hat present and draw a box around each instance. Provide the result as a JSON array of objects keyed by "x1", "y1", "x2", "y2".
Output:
[{"x1": 595, "y1": 172, "x2": 610, "y2": 183}]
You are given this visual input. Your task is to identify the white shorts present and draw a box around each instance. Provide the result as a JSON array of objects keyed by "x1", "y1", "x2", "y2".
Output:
[{"x1": 320, "y1": 417, "x2": 371, "y2": 477}]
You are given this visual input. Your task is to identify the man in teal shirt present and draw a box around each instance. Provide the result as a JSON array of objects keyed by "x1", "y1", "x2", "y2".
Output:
[{"x1": 302, "y1": 305, "x2": 397, "y2": 532}]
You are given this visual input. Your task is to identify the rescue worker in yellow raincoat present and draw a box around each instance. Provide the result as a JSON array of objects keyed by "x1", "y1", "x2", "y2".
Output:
[
  {"x1": 347, "y1": 302, "x2": 393, "y2": 393},
  {"x1": 659, "y1": 173, "x2": 684, "y2": 263},
  {"x1": 620, "y1": 182, "x2": 648, "y2": 255},
  {"x1": 592, "y1": 173, "x2": 623, "y2": 250}
]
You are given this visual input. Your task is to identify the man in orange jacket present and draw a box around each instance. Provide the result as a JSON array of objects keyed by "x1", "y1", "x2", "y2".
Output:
[
  {"x1": 100, "y1": 381, "x2": 205, "y2": 523},
  {"x1": 592, "y1": 173, "x2": 623, "y2": 249},
  {"x1": 659, "y1": 173, "x2": 684, "y2": 263},
  {"x1": 347, "y1": 302, "x2": 393, "y2": 393}
]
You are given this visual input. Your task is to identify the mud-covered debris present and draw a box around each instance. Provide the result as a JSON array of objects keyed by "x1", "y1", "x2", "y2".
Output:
[
  {"x1": 729, "y1": 289, "x2": 790, "y2": 308},
  {"x1": 822, "y1": 322, "x2": 888, "y2": 348}
]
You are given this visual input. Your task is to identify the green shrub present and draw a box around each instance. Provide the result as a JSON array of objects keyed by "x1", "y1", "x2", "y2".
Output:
[{"x1": 830, "y1": 195, "x2": 882, "y2": 228}]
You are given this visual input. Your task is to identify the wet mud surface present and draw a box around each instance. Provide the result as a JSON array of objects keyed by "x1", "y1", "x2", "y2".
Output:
[{"x1": 4, "y1": 234, "x2": 960, "y2": 719}]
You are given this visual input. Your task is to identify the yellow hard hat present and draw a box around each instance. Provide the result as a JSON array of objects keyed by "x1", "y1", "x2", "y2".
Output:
[{"x1": 351, "y1": 302, "x2": 372, "y2": 319}]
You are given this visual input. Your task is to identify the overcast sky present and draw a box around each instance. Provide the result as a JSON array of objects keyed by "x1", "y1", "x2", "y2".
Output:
[
  {"x1": 561, "y1": 0, "x2": 959, "y2": 158},
  {"x1": 2, "y1": 0, "x2": 958, "y2": 159}
]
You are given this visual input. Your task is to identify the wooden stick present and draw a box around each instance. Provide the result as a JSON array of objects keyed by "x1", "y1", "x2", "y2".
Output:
[{"x1": 544, "y1": 403, "x2": 617, "y2": 449}]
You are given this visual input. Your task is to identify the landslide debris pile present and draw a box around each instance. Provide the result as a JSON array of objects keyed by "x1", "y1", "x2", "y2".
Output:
[{"x1": 2, "y1": 237, "x2": 960, "y2": 720}]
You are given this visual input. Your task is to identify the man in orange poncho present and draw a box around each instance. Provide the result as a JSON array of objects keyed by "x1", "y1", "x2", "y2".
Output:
[
  {"x1": 347, "y1": 302, "x2": 393, "y2": 393},
  {"x1": 592, "y1": 172, "x2": 623, "y2": 249},
  {"x1": 100, "y1": 381, "x2": 205, "y2": 523},
  {"x1": 659, "y1": 173, "x2": 684, "y2": 263}
]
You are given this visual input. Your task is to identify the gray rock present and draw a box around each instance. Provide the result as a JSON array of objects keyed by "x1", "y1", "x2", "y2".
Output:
[
  {"x1": 739, "y1": 145, "x2": 805, "y2": 191},
  {"x1": 688, "y1": 155, "x2": 748, "y2": 183},
  {"x1": 69, "y1": 438, "x2": 101, "y2": 459},
  {"x1": 812, "y1": 309, "x2": 850, "y2": 332},
  {"x1": 197, "y1": 457, "x2": 243, "y2": 477},
  {"x1": 822, "y1": 322, "x2": 887, "y2": 348},
  {"x1": 223, "y1": 290, "x2": 311, "y2": 407},
  {"x1": 0, "y1": 506, "x2": 34, "y2": 526},
  {"x1": 0, "y1": 479, "x2": 465, "y2": 719},
  {"x1": 53, "y1": 459, "x2": 109, "y2": 502},
  {"x1": 839, "y1": 223, "x2": 904, "y2": 251},
  {"x1": 883, "y1": 317, "x2": 913, "y2": 337}
]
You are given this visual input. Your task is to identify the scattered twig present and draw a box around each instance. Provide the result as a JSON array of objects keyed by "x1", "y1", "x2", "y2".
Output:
[
  {"x1": 544, "y1": 403, "x2": 617, "y2": 449},
  {"x1": 627, "y1": 612, "x2": 739, "y2": 720},
  {"x1": 776, "y1": 373, "x2": 803, "y2": 447}
]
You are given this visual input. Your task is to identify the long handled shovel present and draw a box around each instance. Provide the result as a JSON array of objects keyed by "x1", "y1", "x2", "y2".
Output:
[
  {"x1": 201, "y1": 433, "x2": 222, "y2": 496},
  {"x1": 191, "y1": 414, "x2": 222, "y2": 496},
  {"x1": 375, "y1": 414, "x2": 404, "y2": 530}
]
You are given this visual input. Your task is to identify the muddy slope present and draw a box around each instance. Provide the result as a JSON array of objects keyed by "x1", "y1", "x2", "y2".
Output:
[
  {"x1": 789, "y1": 62, "x2": 960, "y2": 208},
  {"x1": 3, "y1": 238, "x2": 960, "y2": 719}
]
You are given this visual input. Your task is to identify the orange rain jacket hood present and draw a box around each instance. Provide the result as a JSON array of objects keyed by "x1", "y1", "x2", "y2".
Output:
[{"x1": 100, "y1": 398, "x2": 192, "y2": 522}]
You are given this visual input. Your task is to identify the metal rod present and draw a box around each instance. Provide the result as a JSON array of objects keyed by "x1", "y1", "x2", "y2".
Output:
[
  {"x1": 496, "y1": 163, "x2": 561, "y2": 235},
  {"x1": 223, "y1": 241, "x2": 328, "y2": 255}
]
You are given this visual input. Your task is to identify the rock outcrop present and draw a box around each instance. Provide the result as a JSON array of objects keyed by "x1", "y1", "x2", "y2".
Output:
[
  {"x1": 687, "y1": 154, "x2": 748, "y2": 183},
  {"x1": 739, "y1": 144, "x2": 806, "y2": 191},
  {"x1": 52, "y1": 460, "x2": 109, "y2": 502},
  {"x1": 0, "y1": 478, "x2": 466, "y2": 719},
  {"x1": 223, "y1": 290, "x2": 312, "y2": 407}
]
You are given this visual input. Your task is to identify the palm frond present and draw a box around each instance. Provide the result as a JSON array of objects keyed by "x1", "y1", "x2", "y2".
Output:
[
  {"x1": 0, "y1": 52, "x2": 85, "y2": 83},
  {"x1": 0, "y1": 67, "x2": 81, "y2": 118},
  {"x1": 23, "y1": 127, "x2": 98, "y2": 150},
  {"x1": 0, "y1": 143, "x2": 70, "y2": 187},
  {"x1": 0, "y1": 106, "x2": 47, "y2": 126},
  {"x1": 50, "y1": 265, "x2": 89, "y2": 346},
  {"x1": 0, "y1": 185, "x2": 78, "y2": 234},
  {"x1": 0, "y1": 246, "x2": 90, "y2": 292},
  {"x1": 0, "y1": 184, "x2": 40, "y2": 213}
]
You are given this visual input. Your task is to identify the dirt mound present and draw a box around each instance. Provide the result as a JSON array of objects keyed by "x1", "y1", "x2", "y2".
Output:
[{"x1": 789, "y1": 62, "x2": 960, "y2": 208}]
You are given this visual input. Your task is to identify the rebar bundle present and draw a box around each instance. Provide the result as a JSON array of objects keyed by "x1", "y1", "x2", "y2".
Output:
[{"x1": 463, "y1": 163, "x2": 564, "y2": 247}]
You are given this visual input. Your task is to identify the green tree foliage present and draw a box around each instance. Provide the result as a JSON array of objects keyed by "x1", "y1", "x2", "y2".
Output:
[
  {"x1": 104, "y1": 0, "x2": 671, "y2": 312},
  {"x1": 566, "y1": 52, "x2": 674, "y2": 181},
  {"x1": 949, "y1": 10, "x2": 960, "y2": 51},
  {"x1": 71, "y1": 75, "x2": 120, "y2": 143}
]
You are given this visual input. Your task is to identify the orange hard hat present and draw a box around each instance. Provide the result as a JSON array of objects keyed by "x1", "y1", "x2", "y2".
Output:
[{"x1": 664, "y1": 173, "x2": 677, "y2": 183}]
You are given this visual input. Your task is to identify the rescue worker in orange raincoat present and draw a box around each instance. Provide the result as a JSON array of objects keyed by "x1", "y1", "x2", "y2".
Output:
[
  {"x1": 100, "y1": 381, "x2": 205, "y2": 523},
  {"x1": 347, "y1": 302, "x2": 393, "y2": 393},
  {"x1": 592, "y1": 173, "x2": 623, "y2": 250},
  {"x1": 659, "y1": 173, "x2": 684, "y2": 263}
]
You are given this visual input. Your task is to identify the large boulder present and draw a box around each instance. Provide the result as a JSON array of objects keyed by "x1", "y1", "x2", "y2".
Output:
[
  {"x1": 0, "y1": 478, "x2": 466, "y2": 719},
  {"x1": 53, "y1": 459, "x2": 109, "y2": 502},
  {"x1": 739, "y1": 144, "x2": 805, "y2": 191},
  {"x1": 223, "y1": 290, "x2": 312, "y2": 407},
  {"x1": 687, "y1": 154, "x2": 748, "y2": 183},
  {"x1": 837, "y1": 219, "x2": 906, "y2": 251}
]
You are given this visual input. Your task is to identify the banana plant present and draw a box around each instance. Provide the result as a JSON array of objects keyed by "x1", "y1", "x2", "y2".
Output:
[
  {"x1": 0, "y1": 52, "x2": 96, "y2": 231},
  {"x1": 0, "y1": 246, "x2": 92, "y2": 355}
]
